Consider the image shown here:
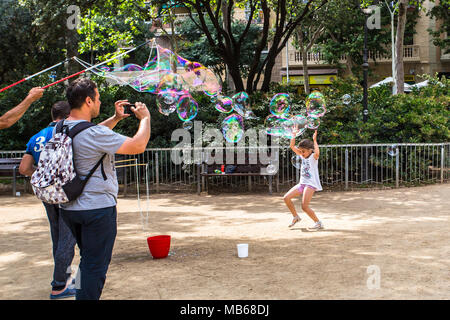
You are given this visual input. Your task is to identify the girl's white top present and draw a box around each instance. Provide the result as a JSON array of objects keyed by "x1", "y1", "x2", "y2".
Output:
[{"x1": 299, "y1": 153, "x2": 323, "y2": 191}]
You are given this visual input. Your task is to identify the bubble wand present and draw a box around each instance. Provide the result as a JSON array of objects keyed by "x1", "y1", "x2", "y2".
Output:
[
  {"x1": 0, "y1": 57, "x2": 74, "y2": 93},
  {"x1": 42, "y1": 40, "x2": 152, "y2": 89}
]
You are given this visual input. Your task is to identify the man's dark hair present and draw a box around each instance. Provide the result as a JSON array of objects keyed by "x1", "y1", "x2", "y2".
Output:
[
  {"x1": 51, "y1": 101, "x2": 71, "y2": 121},
  {"x1": 66, "y1": 78, "x2": 97, "y2": 110}
]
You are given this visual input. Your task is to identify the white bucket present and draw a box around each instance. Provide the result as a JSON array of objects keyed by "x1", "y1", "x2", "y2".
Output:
[{"x1": 237, "y1": 243, "x2": 248, "y2": 258}]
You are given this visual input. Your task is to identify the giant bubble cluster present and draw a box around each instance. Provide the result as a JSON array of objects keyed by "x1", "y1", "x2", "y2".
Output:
[
  {"x1": 75, "y1": 42, "x2": 326, "y2": 143},
  {"x1": 75, "y1": 43, "x2": 221, "y2": 126}
]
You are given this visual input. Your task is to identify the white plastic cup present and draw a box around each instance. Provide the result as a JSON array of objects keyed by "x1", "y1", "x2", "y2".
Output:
[{"x1": 237, "y1": 243, "x2": 248, "y2": 258}]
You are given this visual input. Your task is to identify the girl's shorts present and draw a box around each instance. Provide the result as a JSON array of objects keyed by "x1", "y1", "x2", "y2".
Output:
[{"x1": 297, "y1": 184, "x2": 317, "y2": 193}]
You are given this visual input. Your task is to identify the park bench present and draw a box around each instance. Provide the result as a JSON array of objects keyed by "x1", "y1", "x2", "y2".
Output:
[
  {"x1": 0, "y1": 158, "x2": 26, "y2": 196},
  {"x1": 197, "y1": 155, "x2": 279, "y2": 195}
]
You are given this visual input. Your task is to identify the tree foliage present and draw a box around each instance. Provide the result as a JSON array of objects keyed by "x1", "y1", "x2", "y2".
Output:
[{"x1": 427, "y1": 0, "x2": 450, "y2": 54}]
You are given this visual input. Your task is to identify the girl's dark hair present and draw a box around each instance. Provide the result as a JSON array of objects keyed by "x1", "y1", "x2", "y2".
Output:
[
  {"x1": 298, "y1": 139, "x2": 314, "y2": 150},
  {"x1": 66, "y1": 78, "x2": 97, "y2": 110}
]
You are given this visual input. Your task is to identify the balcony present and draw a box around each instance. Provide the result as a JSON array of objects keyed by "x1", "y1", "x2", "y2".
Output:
[
  {"x1": 286, "y1": 45, "x2": 421, "y2": 67},
  {"x1": 441, "y1": 51, "x2": 450, "y2": 61},
  {"x1": 368, "y1": 45, "x2": 420, "y2": 62}
]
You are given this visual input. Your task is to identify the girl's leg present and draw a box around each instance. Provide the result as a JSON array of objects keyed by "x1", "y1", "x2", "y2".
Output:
[
  {"x1": 301, "y1": 187, "x2": 320, "y2": 223},
  {"x1": 283, "y1": 185, "x2": 302, "y2": 218}
]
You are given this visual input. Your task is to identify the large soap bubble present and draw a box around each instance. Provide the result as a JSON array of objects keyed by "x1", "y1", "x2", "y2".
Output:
[
  {"x1": 222, "y1": 114, "x2": 244, "y2": 143},
  {"x1": 269, "y1": 93, "x2": 291, "y2": 116},
  {"x1": 265, "y1": 115, "x2": 290, "y2": 137},
  {"x1": 288, "y1": 114, "x2": 308, "y2": 137},
  {"x1": 215, "y1": 96, "x2": 234, "y2": 114},
  {"x1": 232, "y1": 91, "x2": 249, "y2": 117},
  {"x1": 156, "y1": 91, "x2": 178, "y2": 116},
  {"x1": 306, "y1": 116, "x2": 320, "y2": 129},
  {"x1": 291, "y1": 155, "x2": 302, "y2": 169},
  {"x1": 176, "y1": 94, "x2": 198, "y2": 122},
  {"x1": 306, "y1": 91, "x2": 326, "y2": 118}
]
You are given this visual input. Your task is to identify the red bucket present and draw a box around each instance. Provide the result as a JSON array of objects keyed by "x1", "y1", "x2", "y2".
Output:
[{"x1": 147, "y1": 235, "x2": 171, "y2": 259}]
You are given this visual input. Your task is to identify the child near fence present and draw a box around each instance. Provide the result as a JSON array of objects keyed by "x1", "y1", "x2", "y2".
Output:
[{"x1": 283, "y1": 129, "x2": 324, "y2": 230}]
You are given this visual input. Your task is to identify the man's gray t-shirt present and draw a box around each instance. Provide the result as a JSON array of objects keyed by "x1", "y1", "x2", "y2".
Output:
[{"x1": 55, "y1": 120, "x2": 127, "y2": 211}]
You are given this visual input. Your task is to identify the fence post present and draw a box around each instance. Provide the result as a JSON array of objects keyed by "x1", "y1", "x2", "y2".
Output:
[
  {"x1": 155, "y1": 152, "x2": 160, "y2": 193},
  {"x1": 441, "y1": 146, "x2": 445, "y2": 184},
  {"x1": 345, "y1": 149, "x2": 349, "y2": 190},
  {"x1": 395, "y1": 146, "x2": 399, "y2": 188},
  {"x1": 197, "y1": 164, "x2": 201, "y2": 194}
]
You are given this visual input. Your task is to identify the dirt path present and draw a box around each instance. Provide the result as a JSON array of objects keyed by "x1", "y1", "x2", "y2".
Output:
[{"x1": 0, "y1": 184, "x2": 449, "y2": 299}]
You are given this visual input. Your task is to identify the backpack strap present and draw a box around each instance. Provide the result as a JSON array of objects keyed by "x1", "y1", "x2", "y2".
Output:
[
  {"x1": 85, "y1": 154, "x2": 107, "y2": 182},
  {"x1": 55, "y1": 120, "x2": 67, "y2": 134},
  {"x1": 68, "y1": 121, "x2": 108, "y2": 181},
  {"x1": 68, "y1": 121, "x2": 96, "y2": 139}
]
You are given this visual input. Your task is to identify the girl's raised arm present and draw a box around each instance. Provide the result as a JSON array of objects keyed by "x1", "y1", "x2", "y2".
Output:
[
  {"x1": 290, "y1": 126, "x2": 302, "y2": 156},
  {"x1": 313, "y1": 130, "x2": 320, "y2": 160}
]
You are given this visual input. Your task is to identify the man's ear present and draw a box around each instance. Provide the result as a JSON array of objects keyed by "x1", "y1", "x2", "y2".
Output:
[{"x1": 85, "y1": 96, "x2": 93, "y2": 107}]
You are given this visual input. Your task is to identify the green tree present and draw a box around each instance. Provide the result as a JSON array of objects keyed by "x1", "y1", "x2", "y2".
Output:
[
  {"x1": 149, "y1": 0, "x2": 329, "y2": 93},
  {"x1": 427, "y1": 0, "x2": 450, "y2": 55},
  {"x1": 175, "y1": 15, "x2": 262, "y2": 93}
]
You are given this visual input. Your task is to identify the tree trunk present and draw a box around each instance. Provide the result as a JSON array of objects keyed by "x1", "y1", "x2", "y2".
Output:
[
  {"x1": 302, "y1": 47, "x2": 310, "y2": 95},
  {"x1": 394, "y1": 0, "x2": 407, "y2": 94},
  {"x1": 260, "y1": 50, "x2": 278, "y2": 92},
  {"x1": 345, "y1": 55, "x2": 354, "y2": 77},
  {"x1": 222, "y1": 0, "x2": 235, "y2": 92}
]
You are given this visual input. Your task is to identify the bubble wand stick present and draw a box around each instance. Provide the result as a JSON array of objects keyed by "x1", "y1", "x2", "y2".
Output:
[
  {"x1": 0, "y1": 57, "x2": 74, "y2": 93},
  {"x1": 42, "y1": 39, "x2": 152, "y2": 89}
]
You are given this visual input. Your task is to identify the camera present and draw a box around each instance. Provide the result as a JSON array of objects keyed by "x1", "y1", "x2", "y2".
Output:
[{"x1": 124, "y1": 104, "x2": 135, "y2": 115}]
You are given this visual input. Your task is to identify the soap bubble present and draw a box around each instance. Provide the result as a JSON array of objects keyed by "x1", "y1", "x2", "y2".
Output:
[
  {"x1": 222, "y1": 114, "x2": 244, "y2": 143},
  {"x1": 232, "y1": 91, "x2": 249, "y2": 117},
  {"x1": 291, "y1": 155, "x2": 302, "y2": 169},
  {"x1": 289, "y1": 114, "x2": 308, "y2": 137},
  {"x1": 306, "y1": 91, "x2": 326, "y2": 118},
  {"x1": 159, "y1": 88, "x2": 180, "y2": 105},
  {"x1": 176, "y1": 94, "x2": 198, "y2": 122},
  {"x1": 266, "y1": 114, "x2": 307, "y2": 139},
  {"x1": 266, "y1": 164, "x2": 278, "y2": 174},
  {"x1": 182, "y1": 120, "x2": 193, "y2": 130},
  {"x1": 244, "y1": 110, "x2": 259, "y2": 120},
  {"x1": 387, "y1": 145, "x2": 398, "y2": 157},
  {"x1": 306, "y1": 116, "x2": 320, "y2": 129},
  {"x1": 269, "y1": 93, "x2": 291, "y2": 116},
  {"x1": 342, "y1": 94, "x2": 352, "y2": 105},
  {"x1": 202, "y1": 69, "x2": 222, "y2": 97},
  {"x1": 215, "y1": 96, "x2": 234, "y2": 114},
  {"x1": 265, "y1": 115, "x2": 290, "y2": 137},
  {"x1": 156, "y1": 92, "x2": 177, "y2": 116},
  {"x1": 183, "y1": 64, "x2": 207, "y2": 89},
  {"x1": 156, "y1": 72, "x2": 184, "y2": 94}
]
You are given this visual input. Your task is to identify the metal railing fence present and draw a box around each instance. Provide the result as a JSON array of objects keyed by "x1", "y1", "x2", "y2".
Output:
[{"x1": 1, "y1": 143, "x2": 448, "y2": 194}]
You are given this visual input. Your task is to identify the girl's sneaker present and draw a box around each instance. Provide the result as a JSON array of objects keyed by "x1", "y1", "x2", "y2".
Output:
[
  {"x1": 288, "y1": 215, "x2": 301, "y2": 228},
  {"x1": 309, "y1": 221, "x2": 324, "y2": 230}
]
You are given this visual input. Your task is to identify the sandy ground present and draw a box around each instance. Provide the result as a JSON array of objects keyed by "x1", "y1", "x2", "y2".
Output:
[{"x1": 0, "y1": 184, "x2": 449, "y2": 300}]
